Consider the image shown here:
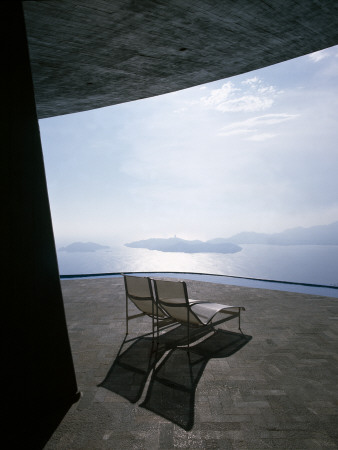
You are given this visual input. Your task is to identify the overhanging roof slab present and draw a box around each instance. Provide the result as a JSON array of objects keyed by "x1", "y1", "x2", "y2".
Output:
[{"x1": 23, "y1": 0, "x2": 338, "y2": 118}]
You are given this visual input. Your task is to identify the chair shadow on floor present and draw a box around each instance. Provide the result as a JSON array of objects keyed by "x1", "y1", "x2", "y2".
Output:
[{"x1": 99, "y1": 326, "x2": 251, "y2": 430}]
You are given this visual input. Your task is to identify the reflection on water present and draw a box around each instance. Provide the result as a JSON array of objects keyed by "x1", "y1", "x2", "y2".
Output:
[{"x1": 57, "y1": 243, "x2": 338, "y2": 286}]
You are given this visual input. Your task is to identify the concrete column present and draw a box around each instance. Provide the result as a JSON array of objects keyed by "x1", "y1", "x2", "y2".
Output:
[{"x1": 2, "y1": 3, "x2": 79, "y2": 447}]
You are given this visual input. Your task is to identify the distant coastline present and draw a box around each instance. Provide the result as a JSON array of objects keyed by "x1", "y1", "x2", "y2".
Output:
[
  {"x1": 124, "y1": 221, "x2": 338, "y2": 254},
  {"x1": 220, "y1": 221, "x2": 338, "y2": 246}
]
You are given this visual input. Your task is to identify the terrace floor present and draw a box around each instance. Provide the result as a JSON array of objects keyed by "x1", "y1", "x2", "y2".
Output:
[{"x1": 45, "y1": 276, "x2": 338, "y2": 449}]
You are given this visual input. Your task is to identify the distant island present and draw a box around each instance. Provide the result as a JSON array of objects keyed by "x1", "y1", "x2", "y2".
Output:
[
  {"x1": 125, "y1": 237, "x2": 242, "y2": 254},
  {"x1": 59, "y1": 242, "x2": 110, "y2": 252},
  {"x1": 125, "y1": 221, "x2": 338, "y2": 254},
  {"x1": 219, "y1": 221, "x2": 338, "y2": 245}
]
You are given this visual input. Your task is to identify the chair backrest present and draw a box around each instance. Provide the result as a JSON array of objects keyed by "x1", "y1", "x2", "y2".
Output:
[
  {"x1": 153, "y1": 279, "x2": 202, "y2": 326},
  {"x1": 123, "y1": 274, "x2": 166, "y2": 317}
]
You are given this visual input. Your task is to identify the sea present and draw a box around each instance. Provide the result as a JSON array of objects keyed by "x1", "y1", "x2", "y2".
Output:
[{"x1": 57, "y1": 244, "x2": 338, "y2": 297}]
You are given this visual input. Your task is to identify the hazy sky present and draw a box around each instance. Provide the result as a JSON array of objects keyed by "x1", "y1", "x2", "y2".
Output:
[{"x1": 39, "y1": 45, "x2": 338, "y2": 246}]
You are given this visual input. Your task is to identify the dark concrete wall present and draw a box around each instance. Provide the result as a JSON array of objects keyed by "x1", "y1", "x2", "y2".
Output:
[{"x1": 2, "y1": 3, "x2": 79, "y2": 447}]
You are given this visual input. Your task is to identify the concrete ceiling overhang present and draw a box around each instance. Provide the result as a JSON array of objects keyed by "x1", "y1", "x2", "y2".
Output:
[{"x1": 23, "y1": 0, "x2": 338, "y2": 119}]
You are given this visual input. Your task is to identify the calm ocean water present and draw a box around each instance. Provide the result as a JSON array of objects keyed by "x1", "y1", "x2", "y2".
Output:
[{"x1": 57, "y1": 244, "x2": 338, "y2": 287}]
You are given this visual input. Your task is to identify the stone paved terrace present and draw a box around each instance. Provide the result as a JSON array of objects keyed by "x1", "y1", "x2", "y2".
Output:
[{"x1": 45, "y1": 276, "x2": 338, "y2": 449}]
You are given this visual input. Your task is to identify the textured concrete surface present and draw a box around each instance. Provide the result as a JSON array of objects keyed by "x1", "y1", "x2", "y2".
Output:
[
  {"x1": 23, "y1": 1, "x2": 338, "y2": 118},
  {"x1": 44, "y1": 276, "x2": 338, "y2": 449}
]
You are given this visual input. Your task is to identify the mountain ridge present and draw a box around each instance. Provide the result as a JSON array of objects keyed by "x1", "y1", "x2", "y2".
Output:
[
  {"x1": 210, "y1": 221, "x2": 338, "y2": 245},
  {"x1": 125, "y1": 221, "x2": 338, "y2": 253}
]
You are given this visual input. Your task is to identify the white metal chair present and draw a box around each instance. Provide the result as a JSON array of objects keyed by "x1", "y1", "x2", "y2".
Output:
[
  {"x1": 153, "y1": 278, "x2": 245, "y2": 349},
  {"x1": 123, "y1": 274, "x2": 176, "y2": 341}
]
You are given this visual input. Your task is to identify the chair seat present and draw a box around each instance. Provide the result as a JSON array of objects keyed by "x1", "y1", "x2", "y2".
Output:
[{"x1": 190, "y1": 302, "x2": 244, "y2": 325}]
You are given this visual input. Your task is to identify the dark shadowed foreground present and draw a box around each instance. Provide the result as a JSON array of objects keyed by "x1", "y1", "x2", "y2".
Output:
[{"x1": 45, "y1": 277, "x2": 338, "y2": 449}]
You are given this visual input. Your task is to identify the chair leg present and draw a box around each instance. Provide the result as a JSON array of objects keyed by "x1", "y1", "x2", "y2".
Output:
[
  {"x1": 151, "y1": 300, "x2": 154, "y2": 342},
  {"x1": 188, "y1": 325, "x2": 190, "y2": 351},
  {"x1": 238, "y1": 309, "x2": 244, "y2": 335},
  {"x1": 187, "y1": 310, "x2": 190, "y2": 351},
  {"x1": 125, "y1": 293, "x2": 129, "y2": 336}
]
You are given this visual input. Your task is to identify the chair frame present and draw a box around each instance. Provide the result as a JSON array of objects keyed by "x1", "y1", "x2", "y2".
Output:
[{"x1": 122, "y1": 274, "x2": 177, "y2": 342}]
